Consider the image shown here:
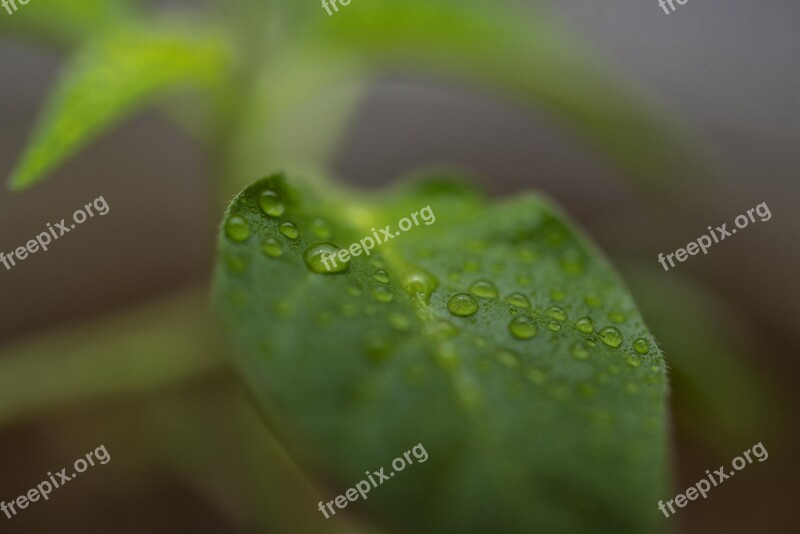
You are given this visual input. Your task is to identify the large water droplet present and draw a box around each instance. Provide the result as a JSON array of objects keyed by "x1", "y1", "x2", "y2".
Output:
[
  {"x1": 505, "y1": 293, "x2": 531, "y2": 308},
  {"x1": 509, "y1": 316, "x2": 537, "y2": 339},
  {"x1": 258, "y1": 190, "x2": 285, "y2": 217},
  {"x1": 598, "y1": 326, "x2": 623, "y2": 348},
  {"x1": 447, "y1": 293, "x2": 479, "y2": 317},
  {"x1": 261, "y1": 238, "x2": 282, "y2": 258},
  {"x1": 633, "y1": 338, "x2": 650, "y2": 354},
  {"x1": 575, "y1": 317, "x2": 594, "y2": 334},
  {"x1": 373, "y1": 270, "x2": 390, "y2": 284},
  {"x1": 626, "y1": 356, "x2": 642, "y2": 368},
  {"x1": 225, "y1": 215, "x2": 250, "y2": 242},
  {"x1": 279, "y1": 222, "x2": 299, "y2": 240},
  {"x1": 546, "y1": 306, "x2": 567, "y2": 321},
  {"x1": 469, "y1": 279, "x2": 498, "y2": 299},
  {"x1": 402, "y1": 270, "x2": 438, "y2": 302},
  {"x1": 303, "y1": 243, "x2": 348, "y2": 274}
]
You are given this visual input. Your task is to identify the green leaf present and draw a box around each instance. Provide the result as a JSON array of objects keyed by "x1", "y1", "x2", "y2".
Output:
[
  {"x1": 0, "y1": 0, "x2": 135, "y2": 46},
  {"x1": 6, "y1": 18, "x2": 234, "y2": 191},
  {"x1": 213, "y1": 172, "x2": 669, "y2": 533}
]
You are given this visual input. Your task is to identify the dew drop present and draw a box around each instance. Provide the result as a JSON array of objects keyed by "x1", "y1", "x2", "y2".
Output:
[
  {"x1": 608, "y1": 310, "x2": 626, "y2": 323},
  {"x1": 303, "y1": 243, "x2": 348, "y2": 274},
  {"x1": 598, "y1": 326, "x2": 623, "y2": 348},
  {"x1": 516, "y1": 274, "x2": 532, "y2": 287},
  {"x1": 550, "y1": 287, "x2": 565, "y2": 301},
  {"x1": 258, "y1": 190, "x2": 285, "y2": 217},
  {"x1": 516, "y1": 248, "x2": 537, "y2": 262},
  {"x1": 575, "y1": 317, "x2": 594, "y2": 334},
  {"x1": 584, "y1": 292, "x2": 603, "y2": 308},
  {"x1": 505, "y1": 293, "x2": 531, "y2": 308},
  {"x1": 374, "y1": 270, "x2": 390, "y2": 284},
  {"x1": 626, "y1": 355, "x2": 642, "y2": 368},
  {"x1": 547, "y1": 320, "x2": 562, "y2": 332},
  {"x1": 365, "y1": 334, "x2": 390, "y2": 364},
  {"x1": 546, "y1": 306, "x2": 567, "y2": 321},
  {"x1": 260, "y1": 238, "x2": 282, "y2": 258},
  {"x1": 509, "y1": 316, "x2": 537, "y2": 339},
  {"x1": 340, "y1": 302, "x2": 357, "y2": 316},
  {"x1": 371, "y1": 286, "x2": 393, "y2": 303},
  {"x1": 464, "y1": 260, "x2": 480, "y2": 273},
  {"x1": 402, "y1": 270, "x2": 438, "y2": 302},
  {"x1": 423, "y1": 320, "x2": 459, "y2": 338},
  {"x1": 447, "y1": 293, "x2": 479, "y2": 317},
  {"x1": 469, "y1": 279, "x2": 498, "y2": 299},
  {"x1": 633, "y1": 338, "x2": 650, "y2": 354},
  {"x1": 226, "y1": 256, "x2": 246, "y2": 273},
  {"x1": 279, "y1": 221, "x2": 299, "y2": 239},
  {"x1": 225, "y1": 215, "x2": 250, "y2": 242}
]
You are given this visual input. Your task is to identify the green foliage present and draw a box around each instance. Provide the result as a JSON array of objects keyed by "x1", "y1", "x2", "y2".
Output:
[
  {"x1": 7, "y1": 19, "x2": 233, "y2": 191},
  {"x1": 213, "y1": 173, "x2": 668, "y2": 533}
]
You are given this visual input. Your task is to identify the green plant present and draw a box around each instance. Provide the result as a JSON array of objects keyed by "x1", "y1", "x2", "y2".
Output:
[{"x1": 2, "y1": 1, "x2": 713, "y2": 532}]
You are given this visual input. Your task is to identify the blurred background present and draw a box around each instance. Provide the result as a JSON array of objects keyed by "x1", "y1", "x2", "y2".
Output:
[{"x1": 0, "y1": 0, "x2": 798, "y2": 532}]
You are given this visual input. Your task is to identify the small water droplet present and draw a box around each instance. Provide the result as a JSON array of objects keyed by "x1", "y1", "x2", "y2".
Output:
[
  {"x1": 633, "y1": 338, "x2": 650, "y2": 354},
  {"x1": 608, "y1": 310, "x2": 626, "y2": 323},
  {"x1": 579, "y1": 383, "x2": 596, "y2": 398},
  {"x1": 279, "y1": 221, "x2": 299, "y2": 239},
  {"x1": 469, "y1": 279, "x2": 498, "y2": 299},
  {"x1": 571, "y1": 342, "x2": 590, "y2": 361},
  {"x1": 546, "y1": 306, "x2": 567, "y2": 321},
  {"x1": 575, "y1": 317, "x2": 594, "y2": 334},
  {"x1": 258, "y1": 190, "x2": 285, "y2": 217},
  {"x1": 547, "y1": 320, "x2": 561, "y2": 332},
  {"x1": 505, "y1": 293, "x2": 531, "y2": 308},
  {"x1": 598, "y1": 326, "x2": 623, "y2": 348},
  {"x1": 260, "y1": 238, "x2": 282, "y2": 258},
  {"x1": 340, "y1": 302, "x2": 357, "y2": 316},
  {"x1": 509, "y1": 316, "x2": 537, "y2": 339},
  {"x1": 225, "y1": 215, "x2": 250, "y2": 242},
  {"x1": 310, "y1": 218, "x2": 332, "y2": 239},
  {"x1": 625, "y1": 382, "x2": 639, "y2": 394},
  {"x1": 303, "y1": 243, "x2": 348, "y2": 274},
  {"x1": 388, "y1": 312, "x2": 411, "y2": 331},
  {"x1": 402, "y1": 270, "x2": 438, "y2": 302},
  {"x1": 374, "y1": 270, "x2": 390, "y2": 284},
  {"x1": 226, "y1": 256, "x2": 246, "y2": 272},
  {"x1": 466, "y1": 240, "x2": 487, "y2": 251},
  {"x1": 447, "y1": 293, "x2": 479, "y2": 317},
  {"x1": 496, "y1": 350, "x2": 519, "y2": 368},
  {"x1": 550, "y1": 287, "x2": 565, "y2": 301},
  {"x1": 448, "y1": 271, "x2": 461, "y2": 282},
  {"x1": 626, "y1": 355, "x2": 642, "y2": 368},
  {"x1": 584, "y1": 292, "x2": 603, "y2": 308},
  {"x1": 371, "y1": 286, "x2": 393, "y2": 303},
  {"x1": 363, "y1": 304, "x2": 377, "y2": 316}
]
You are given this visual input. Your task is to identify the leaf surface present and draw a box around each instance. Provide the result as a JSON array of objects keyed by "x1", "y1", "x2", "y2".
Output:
[{"x1": 213, "y1": 173, "x2": 668, "y2": 533}]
